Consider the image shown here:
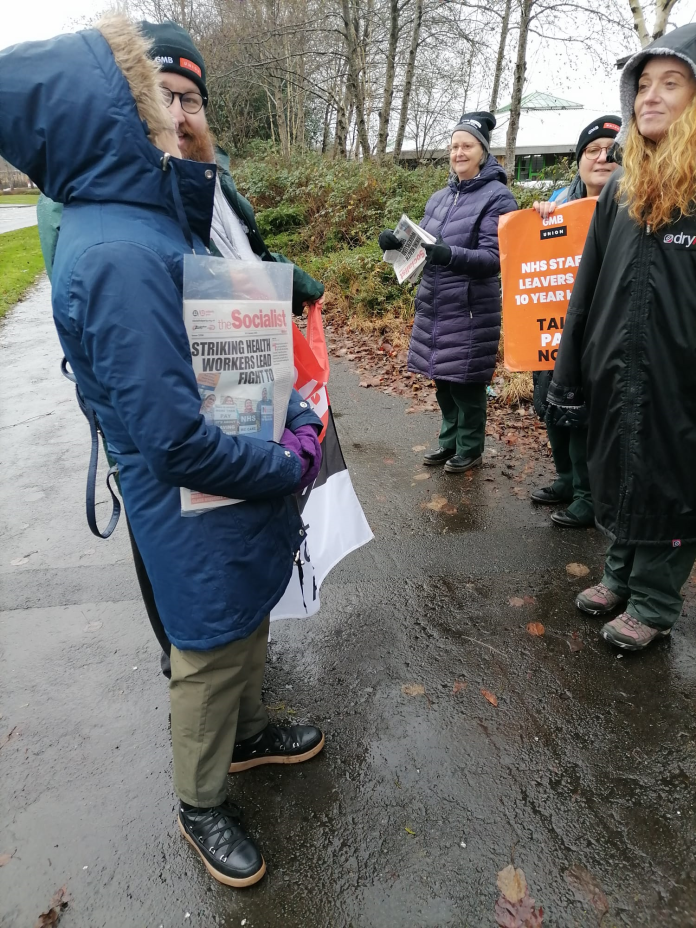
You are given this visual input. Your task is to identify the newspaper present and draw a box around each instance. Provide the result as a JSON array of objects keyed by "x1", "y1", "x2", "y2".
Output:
[
  {"x1": 382, "y1": 213, "x2": 437, "y2": 284},
  {"x1": 181, "y1": 257, "x2": 294, "y2": 513}
]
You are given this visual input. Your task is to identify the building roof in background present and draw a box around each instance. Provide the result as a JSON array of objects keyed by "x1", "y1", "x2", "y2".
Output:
[
  {"x1": 490, "y1": 96, "x2": 617, "y2": 156},
  {"x1": 496, "y1": 91, "x2": 583, "y2": 113}
]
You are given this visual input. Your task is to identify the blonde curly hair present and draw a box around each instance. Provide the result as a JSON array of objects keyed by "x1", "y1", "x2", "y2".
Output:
[{"x1": 619, "y1": 91, "x2": 696, "y2": 231}]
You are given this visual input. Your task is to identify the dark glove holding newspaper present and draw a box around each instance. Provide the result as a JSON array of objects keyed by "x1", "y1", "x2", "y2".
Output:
[
  {"x1": 280, "y1": 427, "x2": 323, "y2": 491},
  {"x1": 423, "y1": 242, "x2": 452, "y2": 266},
  {"x1": 379, "y1": 230, "x2": 402, "y2": 252}
]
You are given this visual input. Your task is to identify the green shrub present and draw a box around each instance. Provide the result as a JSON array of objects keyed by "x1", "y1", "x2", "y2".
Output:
[
  {"x1": 230, "y1": 146, "x2": 574, "y2": 323},
  {"x1": 256, "y1": 203, "x2": 306, "y2": 236}
]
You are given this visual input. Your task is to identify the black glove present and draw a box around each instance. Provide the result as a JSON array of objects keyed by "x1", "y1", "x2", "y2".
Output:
[
  {"x1": 545, "y1": 403, "x2": 588, "y2": 429},
  {"x1": 379, "y1": 229, "x2": 402, "y2": 252},
  {"x1": 423, "y1": 242, "x2": 452, "y2": 267},
  {"x1": 292, "y1": 292, "x2": 306, "y2": 317}
]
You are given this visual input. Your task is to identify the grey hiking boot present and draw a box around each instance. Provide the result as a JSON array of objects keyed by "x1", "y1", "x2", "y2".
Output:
[
  {"x1": 576, "y1": 583, "x2": 626, "y2": 616},
  {"x1": 600, "y1": 613, "x2": 671, "y2": 651}
]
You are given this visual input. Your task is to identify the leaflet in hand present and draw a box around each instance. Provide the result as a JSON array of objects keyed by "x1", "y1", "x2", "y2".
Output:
[
  {"x1": 181, "y1": 257, "x2": 294, "y2": 513},
  {"x1": 382, "y1": 214, "x2": 436, "y2": 284}
]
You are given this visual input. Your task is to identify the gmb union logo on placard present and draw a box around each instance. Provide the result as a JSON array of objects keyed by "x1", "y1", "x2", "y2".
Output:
[
  {"x1": 663, "y1": 232, "x2": 696, "y2": 248},
  {"x1": 540, "y1": 213, "x2": 567, "y2": 240}
]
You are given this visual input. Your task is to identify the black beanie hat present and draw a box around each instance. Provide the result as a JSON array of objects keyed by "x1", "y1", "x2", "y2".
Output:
[
  {"x1": 139, "y1": 20, "x2": 208, "y2": 105},
  {"x1": 451, "y1": 111, "x2": 496, "y2": 151},
  {"x1": 575, "y1": 115, "x2": 621, "y2": 162}
]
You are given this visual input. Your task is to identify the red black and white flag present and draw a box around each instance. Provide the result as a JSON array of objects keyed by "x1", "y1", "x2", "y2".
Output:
[{"x1": 271, "y1": 302, "x2": 373, "y2": 619}]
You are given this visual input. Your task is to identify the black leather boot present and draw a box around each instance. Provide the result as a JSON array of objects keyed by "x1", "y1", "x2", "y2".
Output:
[
  {"x1": 423, "y1": 447, "x2": 456, "y2": 466},
  {"x1": 444, "y1": 453, "x2": 482, "y2": 474},
  {"x1": 229, "y1": 723, "x2": 325, "y2": 773},
  {"x1": 178, "y1": 803, "x2": 265, "y2": 887}
]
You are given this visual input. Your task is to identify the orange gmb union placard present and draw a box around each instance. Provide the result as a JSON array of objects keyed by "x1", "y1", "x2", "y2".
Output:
[{"x1": 498, "y1": 198, "x2": 597, "y2": 372}]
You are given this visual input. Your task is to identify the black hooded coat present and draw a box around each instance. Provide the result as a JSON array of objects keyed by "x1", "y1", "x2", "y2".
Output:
[{"x1": 548, "y1": 25, "x2": 696, "y2": 545}]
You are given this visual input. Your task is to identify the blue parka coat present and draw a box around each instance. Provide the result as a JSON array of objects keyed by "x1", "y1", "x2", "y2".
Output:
[
  {"x1": 408, "y1": 156, "x2": 517, "y2": 384},
  {"x1": 0, "y1": 20, "x2": 321, "y2": 650}
]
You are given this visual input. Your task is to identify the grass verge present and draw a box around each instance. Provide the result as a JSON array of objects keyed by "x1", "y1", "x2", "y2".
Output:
[
  {"x1": 0, "y1": 226, "x2": 45, "y2": 319},
  {"x1": 1, "y1": 194, "x2": 41, "y2": 205}
]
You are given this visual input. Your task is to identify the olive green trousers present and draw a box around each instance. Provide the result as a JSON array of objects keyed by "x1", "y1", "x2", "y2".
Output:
[{"x1": 169, "y1": 616, "x2": 270, "y2": 807}]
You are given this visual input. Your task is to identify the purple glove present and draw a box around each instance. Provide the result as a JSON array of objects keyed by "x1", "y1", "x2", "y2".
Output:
[{"x1": 279, "y1": 426, "x2": 322, "y2": 491}]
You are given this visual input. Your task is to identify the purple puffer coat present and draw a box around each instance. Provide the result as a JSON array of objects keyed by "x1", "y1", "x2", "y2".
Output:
[{"x1": 408, "y1": 156, "x2": 517, "y2": 384}]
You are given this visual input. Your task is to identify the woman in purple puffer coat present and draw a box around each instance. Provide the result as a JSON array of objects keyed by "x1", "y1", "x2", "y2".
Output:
[{"x1": 380, "y1": 112, "x2": 517, "y2": 473}]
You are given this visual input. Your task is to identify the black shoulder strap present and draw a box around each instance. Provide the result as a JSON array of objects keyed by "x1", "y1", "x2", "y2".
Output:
[{"x1": 61, "y1": 358, "x2": 121, "y2": 539}]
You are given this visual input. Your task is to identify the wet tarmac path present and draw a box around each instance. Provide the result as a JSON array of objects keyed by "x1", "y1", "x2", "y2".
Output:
[
  {"x1": 1, "y1": 280, "x2": 695, "y2": 927},
  {"x1": 0, "y1": 204, "x2": 37, "y2": 234}
]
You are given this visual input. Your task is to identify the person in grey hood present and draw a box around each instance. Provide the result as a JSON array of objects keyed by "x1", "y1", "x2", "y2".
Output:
[{"x1": 547, "y1": 24, "x2": 696, "y2": 651}]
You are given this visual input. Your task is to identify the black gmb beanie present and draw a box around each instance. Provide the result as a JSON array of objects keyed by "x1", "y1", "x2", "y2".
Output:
[
  {"x1": 139, "y1": 20, "x2": 208, "y2": 105},
  {"x1": 451, "y1": 111, "x2": 496, "y2": 151},
  {"x1": 575, "y1": 115, "x2": 621, "y2": 162}
]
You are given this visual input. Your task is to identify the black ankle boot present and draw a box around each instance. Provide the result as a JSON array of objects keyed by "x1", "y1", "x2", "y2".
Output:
[
  {"x1": 229, "y1": 722, "x2": 325, "y2": 773},
  {"x1": 178, "y1": 803, "x2": 265, "y2": 887}
]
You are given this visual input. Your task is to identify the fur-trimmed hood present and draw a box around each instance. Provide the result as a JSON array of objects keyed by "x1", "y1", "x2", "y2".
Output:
[
  {"x1": 618, "y1": 23, "x2": 696, "y2": 145},
  {"x1": 0, "y1": 15, "x2": 214, "y2": 242}
]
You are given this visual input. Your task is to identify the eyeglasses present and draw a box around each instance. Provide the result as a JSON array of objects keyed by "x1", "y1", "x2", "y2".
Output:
[
  {"x1": 583, "y1": 144, "x2": 613, "y2": 161},
  {"x1": 161, "y1": 88, "x2": 204, "y2": 115}
]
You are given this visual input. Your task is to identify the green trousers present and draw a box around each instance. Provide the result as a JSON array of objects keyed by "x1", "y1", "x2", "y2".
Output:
[
  {"x1": 169, "y1": 616, "x2": 270, "y2": 807},
  {"x1": 547, "y1": 422, "x2": 594, "y2": 521},
  {"x1": 435, "y1": 380, "x2": 487, "y2": 458},
  {"x1": 602, "y1": 542, "x2": 696, "y2": 630}
]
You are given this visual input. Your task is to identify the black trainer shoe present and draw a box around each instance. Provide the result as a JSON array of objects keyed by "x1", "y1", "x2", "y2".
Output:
[
  {"x1": 229, "y1": 723, "x2": 325, "y2": 773},
  {"x1": 423, "y1": 447, "x2": 456, "y2": 466},
  {"x1": 551, "y1": 508, "x2": 595, "y2": 528},
  {"x1": 178, "y1": 803, "x2": 266, "y2": 887},
  {"x1": 530, "y1": 485, "x2": 569, "y2": 505},
  {"x1": 444, "y1": 454, "x2": 482, "y2": 474}
]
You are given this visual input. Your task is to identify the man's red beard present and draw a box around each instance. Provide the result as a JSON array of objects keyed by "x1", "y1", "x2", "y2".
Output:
[{"x1": 178, "y1": 123, "x2": 216, "y2": 163}]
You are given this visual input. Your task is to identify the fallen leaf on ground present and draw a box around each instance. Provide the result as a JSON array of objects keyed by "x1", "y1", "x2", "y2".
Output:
[
  {"x1": 495, "y1": 894, "x2": 544, "y2": 928},
  {"x1": 404, "y1": 826, "x2": 416, "y2": 835},
  {"x1": 496, "y1": 866, "x2": 544, "y2": 927},
  {"x1": 568, "y1": 632, "x2": 584, "y2": 652},
  {"x1": 565, "y1": 863, "x2": 608, "y2": 918},
  {"x1": 413, "y1": 472, "x2": 431, "y2": 481},
  {"x1": 508, "y1": 597, "x2": 526, "y2": 607},
  {"x1": 452, "y1": 680, "x2": 467, "y2": 694},
  {"x1": 481, "y1": 689, "x2": 498, "y2": 707},
  {"x1": 401, "y1": 683, "x2": 425, "y2": 697},
  {"x1": 497, "y1": 865, "x2": 527, "y2": 903},
  {"x1": 421, "y1": 495, "x2": 457, "y2": 514},
  {"x1": 0, "y1": 852, "x2": 14, "y2": 867},
  {"x1": 412, "y1": 445, "x2": 427, "y2": 452},
  {"x1": 34, "y1": 886, "x2": 69, "y2": 928},
  {"x1": 526, "y1": 622, "x2": 545, "y2": 637},
  {"x1": 566, "y1": 562, "x2": 590, "y2": 578}
]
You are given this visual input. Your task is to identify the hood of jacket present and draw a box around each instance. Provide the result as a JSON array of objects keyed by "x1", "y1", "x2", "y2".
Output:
[
  {"x1": 618, "y1": 23, "x2": 696, "y2": 146},
  {"x1": 0, "y1": 15, "x2": 214, "y2": 243},
  {"x1": 448, "y1": 153, "x2": 508, "y2": 193}
]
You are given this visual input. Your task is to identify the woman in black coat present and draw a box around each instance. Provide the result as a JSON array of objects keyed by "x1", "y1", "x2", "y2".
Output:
[{"x1": 548, "y1": 24, "x2": 696, "y2": 650}]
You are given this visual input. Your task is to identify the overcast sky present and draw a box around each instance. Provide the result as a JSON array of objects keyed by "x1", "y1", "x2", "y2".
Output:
[{"x1": 4, "y1": 0, "x2": 696, "y2": 116}]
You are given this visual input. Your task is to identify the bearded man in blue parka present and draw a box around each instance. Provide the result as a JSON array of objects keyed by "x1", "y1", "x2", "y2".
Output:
[{"x1": 0, "y1": 15, "x2": 325, "y2": 888}]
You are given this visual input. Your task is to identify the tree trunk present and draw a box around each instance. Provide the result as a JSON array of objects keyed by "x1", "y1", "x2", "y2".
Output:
[
  {"x1": 341, "y1": 0, "x2": 372, "y2": 159},
  {"x1": 392, "y1": 0, "x2": 424, "y2": 160},
  {"x1": 504, "y1": 0, "x2": 534, "y2": 183},
  {"x1": 376, "y1": 0, "x2": 400, "y2": 157},
  {"x1": 489, "y1": 0, "x2": 512, "y2": 112},
  {"x1": 273, "y1": 74, "x2": 290, "y2": 159},
  {"x1": 652, "y1": 0, "x2": 680, "y2": 41},
  {"x1": 628, "y1": 0, "x2": 650, "y2": 46}
]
